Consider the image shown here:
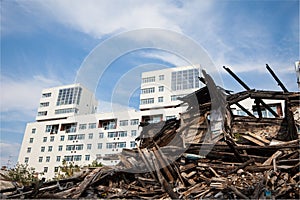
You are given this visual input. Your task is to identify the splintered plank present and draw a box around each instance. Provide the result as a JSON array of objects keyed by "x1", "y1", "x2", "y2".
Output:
[
  {"x1": 152, "y1": 148, "x2": 174, "y2": 183},
  {"x1": 181, "y1": 183, "x2": 206, "y2": 197},
  {"x1": 151, "y1": 151, "x2": 179, "y2": 199},
  {"x1": 246, "y1": 132, "x2": 270, "y2": 144},
  {"x1": 240, "y1": 135, "x2": 265, "y2": 146},
  {"x1": 71, "y1": 168, "x2": 102, "y2": 198},
  {"x1": 262, "y1": 150, "x2": 282, "y2": 166}
]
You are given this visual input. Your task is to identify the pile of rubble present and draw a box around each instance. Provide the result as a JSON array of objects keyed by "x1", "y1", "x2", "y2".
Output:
[{"x1": 1, "y1": 66, "x2": 299, "y2": 199}]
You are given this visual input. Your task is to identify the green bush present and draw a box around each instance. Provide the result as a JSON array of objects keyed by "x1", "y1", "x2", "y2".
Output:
[{"x1": 8, "y1": 163, "x2": 38, "y2": 186}]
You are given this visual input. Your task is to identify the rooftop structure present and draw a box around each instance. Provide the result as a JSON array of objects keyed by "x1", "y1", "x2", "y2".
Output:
[
  {"x1": 140, "y1": 65, "x2": 201, "y2": 110},
  {"x1": 36, "y1": 83, "x2": 98, "y2": 121}
]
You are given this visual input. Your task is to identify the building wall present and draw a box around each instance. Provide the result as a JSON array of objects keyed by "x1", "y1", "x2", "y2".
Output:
[
  {"x1": 18, "y1": 107, "x2": 185, "y2": 179},
  {"x1": 140, "y1": 65, "x2": 201, "y2": 110},
  {"x1": 36, "y1": 84, "x2": 97, "y2": 121},
  {"x1": 18, "y1": 65, "x2": 200, "y2": 180}
]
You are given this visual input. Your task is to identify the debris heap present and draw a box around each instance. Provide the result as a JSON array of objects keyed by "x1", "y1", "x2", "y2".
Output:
[{"x1": 1, "y1": 66, "x2": 299, "y2": 199}]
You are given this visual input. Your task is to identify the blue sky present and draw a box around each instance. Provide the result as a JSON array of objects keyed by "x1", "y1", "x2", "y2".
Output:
[{"x1": 1, "y1": 0, "x2": 299, "y2": 166}]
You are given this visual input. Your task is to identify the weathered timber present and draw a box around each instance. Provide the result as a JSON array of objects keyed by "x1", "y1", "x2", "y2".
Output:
[
  {"x1": 224, "y1": 159, "x2": 255, "y2": 176},
  {"x1": 266, "y1": 64, "x2": 289, "y2": 92}
]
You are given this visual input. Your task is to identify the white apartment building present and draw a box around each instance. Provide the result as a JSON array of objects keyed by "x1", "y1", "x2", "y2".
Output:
[
  {"x1": 140, "y1": 65, "x2": 200, "y2": 111},
  {"x1": 18, "y1": 65, "x2": 202, "y2": 179},
  {"x1": 36, "y1": 83, "x2": 98, "y2": 122}
]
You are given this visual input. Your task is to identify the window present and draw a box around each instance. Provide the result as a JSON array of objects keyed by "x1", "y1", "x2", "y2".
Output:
[
  {"x1": 106, "y1": 142, "x2": 126, "y2": 149},
  {"x1": 45, "y1": 124, "x2": 58, "y2": 134},
  {"x1": 252, "y1": 104, "x2": 281, "y2": 118},
  {"x1": 85, "y1": 155, "x2": 90, "y2": 161},
  {"x1": 74, "y1": 155, "x2": 82, "y2": 161},
  {"x1": 166, "y1": 115, "x2": 176, "y2": 120},
  {"x1": 41, "y1": 146, "x2": 45, "y2": 152},
  {"x1": 66, "y1": 145, "x2": 83, "y2": 151},
  {"x1": 106, "y1": 143, "x2": 115, "y2": 149},
  {"x1": 119, "y1": 131, "x2": 127, "y2": 137},
  {"x1": 141, "y1": 87, "x2": 155, "y2": 94},
  {"x1": 171, "y1": 94, "x2": 185, "y2": 101},
  {"x1": 142, "y1": 76, "x2": 155, "y2": 83},
  {"x1": 97, "y1": 143, "x2": 102, "y2": 149},
  {"x1": 159, "y1": 75, "x2": 164, "y2": 81},
  {"x1": 77, "y1": 134, "x2": 85, "y2": 140},
  {"x1": 64, "y1": 155, "x2": 82, "y2": 162},
  {"x1": 40, "y1": 102, "x2": 49, "y2": 107},
  {"x1": 50, "y1": 136, "x2": 55, "y2": 142},
  {"x1": 171, "y1": 68, "x2": 200, "y2": 91},
  {"x1": 31, "y1": 128, "x2": 36, "y2": 134},
  {"x1": 55, "y1": 108, "x2": 78, "y2": 115},
  {"x1": 142, "y1": 114, "x2": 162, "y2": 124},
  {"x1": 68, "y1": 134, "x2": 85, "y2": 140},
  {"x1": 38, "y1": 111, "x2": 47, "y2": 116},
  {"x1": 99, "y1": 132, "x2": 104, "y2": 138},
  {"x1": 158, "y1": 97, "x2": 163, "y2": 103},
  {"x1": 42, "y1": 93, "x2": 51, "y2": 98},
  {"x1": 99, "y1": 119, "x2": 117, "y2": 130},
  {"x1": 48, "y1": 146, "x2": 53, "y2": 152},
  {"x1": 64, "y1": 156, "x2": 73, "y2": 161},
  {"x1": 45, "y1": 125, "x2": 52, "y2": 132},
  {"x1": 88, "y1": 123, "x2": 96, "y2": 129},
  {"x1": 171, "y1": 95, "x2": 177, "y2": 101},
  {"x1": 130, "y1": 119, "x2": 139, "y2": 125},
  {"x1": 56, "y1": 87, "x2": 82, "y2": 106},
  {"x1": 117, "y1": 142, "x2": 126, "y2": 148},
  {"x1": 58, "y1": 145, "x2": 63, "y2": 151},
  {"x1": 44, "y1": 167, "x2": 48, "y2": 173},
  {"x1": 87, "y1": 144, "x2": 92, "y2": 150},
  {"x1": 60, "y1": 135, "x2": 65, "y2": 141},
  {"x1": 88, "y1": 133, "x2": 93, "y2": 139},
  {"x1": 130, "y1": 141, "x2": 136, "y2": 148},
  {"x1": 46, "y1": 156, "x2": 50, "y2": 162},
  {"x1": 24, "y1": 157, "x2": 29, "y2": 163},
  {"x1": 159, "y1": 86, "x2": 164, "y2": 92},
  {"x1": 39, "y1": 157, "x2": 43, "y2": 162},
  {"x1": 68, "y1": 135, "x2": 76, "y2": 140},
  {"x1": 119, "y1": 120, "x2": 128, "y2": 126},
  {"x1": 66, "y1": 145, "x2": 73, "y2": 151},
  {"x1": 61, "y1": 123, "x2": 77, "y2": 133},
  {"x1": 56, "y1": 156, "x2": 61, "y2": 162},
  {"x1": 237, "y1": 110, "x2": 247, "y2": 116},
  {"x1": 108, "y1": 132, "x2": 117, "y2": 138},
  {"x1": 29, "y1": 138, "x2": 34, "y2": 143},
  {"x1": 131, "y1": 130, "x2": 137, "y2": 137},
  {"x1": 27, "y1": 147, "x2": 31, "y2": 153},
  {"x1": 43, "y1": 137, "x2": 47, "y2": 142},
  {"x1": 75, "y1": 145, "x2": 83, "y2": 150},
  {"x1": 79, "y1": 124, "x2": 87, "y2": 130},
  {"x1": 140, "y1": 98, "x2": 154, "y2": 105},
  {"x1": 54, "y1": 167, "x2": 59, "y2": 172}
]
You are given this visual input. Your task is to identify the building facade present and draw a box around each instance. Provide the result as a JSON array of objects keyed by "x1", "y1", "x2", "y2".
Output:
[{"x1": 18, "y1": 65, "x2": 202, "y2": 179}]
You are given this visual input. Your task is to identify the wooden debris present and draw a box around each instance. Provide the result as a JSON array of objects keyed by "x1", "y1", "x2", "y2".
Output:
[{"x1": 1, "y1": 68, "x2": 299, "y2": 199}]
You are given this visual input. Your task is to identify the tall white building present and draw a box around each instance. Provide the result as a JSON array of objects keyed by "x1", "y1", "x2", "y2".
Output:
[
  {"x1": 140, "y1": 65, "x2": 200, "y2": 111},
  {"x1": 36, "y1": 83, "x2": 98, "y2": 122},
  {"x1": 18, "y1": 65, "x2": 202, "y2": 179}
]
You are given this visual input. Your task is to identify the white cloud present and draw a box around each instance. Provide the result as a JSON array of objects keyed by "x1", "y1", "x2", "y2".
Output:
[
  {"x1": 8, "y1": 0, "x2": 298, "y2": 75},
  {"x1": 139, "y1": 51, "x2": 190, "y2": 66},
  {"x1": 27, "y1": 0, "x2": 187, "y2": 38},
  {"x1": 0, "y1": 75, "x2": 61, "y2": 112}
]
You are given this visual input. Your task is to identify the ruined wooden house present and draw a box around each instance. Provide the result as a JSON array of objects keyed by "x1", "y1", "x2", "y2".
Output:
[{"x1": 1, "y1": 65, "x2": 299, "y2": 199}]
